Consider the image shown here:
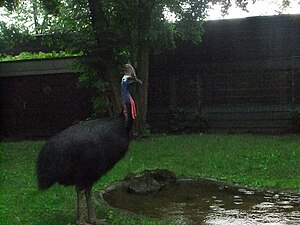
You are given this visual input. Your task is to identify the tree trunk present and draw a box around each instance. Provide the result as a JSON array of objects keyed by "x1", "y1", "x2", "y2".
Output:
[
  {"x1": 87, "y1": 0, "x2": 121, "y2": 116},
  {"x1": 86, "y1": 0, "x2": 151, "y2": 131},
  {"x1": 134, "y1": 45, "x2": 150, "y2": 135},
  {"x1": 104, "y1": 65, "x2": 122, "y2": 116},
  {"x1": 132, "y1": 0, "x2": 154, "y2": 136}
]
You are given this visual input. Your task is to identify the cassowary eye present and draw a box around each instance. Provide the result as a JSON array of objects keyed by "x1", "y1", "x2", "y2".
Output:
[{"x1": 122, "y1": 75, "x2": 131, "y2": 83}]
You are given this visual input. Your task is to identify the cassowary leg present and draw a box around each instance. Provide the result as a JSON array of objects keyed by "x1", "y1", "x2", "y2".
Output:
[
  {"x1": 84, "y1": 185, "x2": 104, "y2": 225},
  {"x1": 75, "y1": 186, "x2": 85, "y2": 225}
]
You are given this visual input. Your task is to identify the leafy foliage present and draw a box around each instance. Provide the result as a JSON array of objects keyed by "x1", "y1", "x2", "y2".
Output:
[
  {"x1": 0, "y1": 22, "x2": 33, "y2": 54},
  {"x1": 0, "y1": 50, "x2": 83, "y2": 61},
  {"x1": 40, "y1": 0, "x2": 94, "y2": 52},
  {"x1": 290, "y1": 107, "x2": 300, "y2": 132},
  {"x1": 1, "y1": 0, "x2": 53, "y2": 34},
  {"x1": 28, "y1": 0, "x2": 215, "y2": 62},
  {"x1": 169, "y1": 106, "x2": 209, "y2": 133},
  {"x1": 0, "y1": 0, "x2": 18, "y2": 10},
  {"x1": 76, "y1": 58, "x2": 112, "y2": 118}
]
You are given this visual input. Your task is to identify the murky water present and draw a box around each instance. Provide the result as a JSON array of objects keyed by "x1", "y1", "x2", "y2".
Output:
[{"x1": 102, "y1": 179, "x2": 300, "y2": 224}]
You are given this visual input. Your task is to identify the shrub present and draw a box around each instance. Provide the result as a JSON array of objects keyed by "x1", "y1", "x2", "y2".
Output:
[
  {"x1": 169, "y1": 106, "x2": 209, "y2": 133},
  {"x1": 290, "y1": 107, "x2": 300, "y2": 132},
  {"x1": 0, "y1": 51, "x2": 83, "y2": 61}
]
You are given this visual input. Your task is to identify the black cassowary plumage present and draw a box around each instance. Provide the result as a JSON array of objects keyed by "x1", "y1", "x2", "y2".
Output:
[
  {"x1": 36, "y1": 64, "x2": 142, "y2": 225},
  {"x1": 37, "y1": 117, "x2": 129, "y2": 189}
]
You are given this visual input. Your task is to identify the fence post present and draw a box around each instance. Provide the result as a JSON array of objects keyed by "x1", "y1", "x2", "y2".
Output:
[
  {"x1": 196, "y1": 73, "x2": 204, "y2": 113},
  {"x1": 291, "y1": 56, "x2": 295, "y2": 106},
  {"x1": 169, "y1": 73, "x2": 177, "y2": 106}
]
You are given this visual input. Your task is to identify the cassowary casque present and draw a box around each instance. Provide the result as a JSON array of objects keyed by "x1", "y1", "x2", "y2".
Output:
[{"x1": 36, "y1": 63, "x2": 142, "y2": 225}]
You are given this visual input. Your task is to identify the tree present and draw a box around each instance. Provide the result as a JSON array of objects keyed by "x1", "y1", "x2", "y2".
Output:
[
  {"x1": 62, "y1": 0, "x2": 255, "y2": 135},
  {"x1": 1, "y1": 0, "x2": 51, "y2": 34},
  {"x1": 2, "y1": 0, "x2": 295, "y2": 135},
  {"x1": 0, "y1": 0, "x2": 17, "y2": 10},
  {"x1": 65, "y1": 0, "x2": 211, "y2": 135}
]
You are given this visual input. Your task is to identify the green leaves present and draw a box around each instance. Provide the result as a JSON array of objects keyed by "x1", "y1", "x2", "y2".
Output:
[
  {"x1": 175, "y1": 19, "x2": 204, "y2": 43},
  {"x1": 41, "y1": 0, "x2": 61, "y2": 15},
  {"x1": 0, "y1": 22, "x2": 33, "y2": 53},
  {"x1": 0, "y1": 51, "x2": 83, "y2": 61},
  {"x1": 0, "y1": 0, "x2": 18, "y2": 10}
]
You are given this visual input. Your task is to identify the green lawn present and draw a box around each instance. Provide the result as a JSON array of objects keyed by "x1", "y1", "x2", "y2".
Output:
[{"x1": 1, "y1": 134, "x2": 300, "y2": 225}]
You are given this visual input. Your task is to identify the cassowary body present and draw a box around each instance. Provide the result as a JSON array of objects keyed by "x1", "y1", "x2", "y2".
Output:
[{"x1": 37, "y1": 64, "x2": 141, "y2": 225}]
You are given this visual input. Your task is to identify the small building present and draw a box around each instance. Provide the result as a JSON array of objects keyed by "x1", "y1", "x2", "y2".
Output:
[{"x1": 0, "y1": 57, "x2": 92, "y2": 138}]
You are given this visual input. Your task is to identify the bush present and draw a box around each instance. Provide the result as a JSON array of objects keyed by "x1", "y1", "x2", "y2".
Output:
[
  {"x1": 0, "y1": 51, "x2": 83, "y2": 61},
  {"x1": 169, "y1": 106, "x2": 209, "y2": 133},
  {"x1": 290, "y1": 107, "x2": 300, "y2": 132}
]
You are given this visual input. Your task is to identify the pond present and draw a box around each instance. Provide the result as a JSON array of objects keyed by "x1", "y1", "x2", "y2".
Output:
[{"x1": 100, "y1": 172, "x2": 300, "y2": 225}]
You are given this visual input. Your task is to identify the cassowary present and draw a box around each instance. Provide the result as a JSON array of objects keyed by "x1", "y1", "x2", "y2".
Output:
[{"x1": 36, "y1": 64, "x2": 142, "y2": 225}]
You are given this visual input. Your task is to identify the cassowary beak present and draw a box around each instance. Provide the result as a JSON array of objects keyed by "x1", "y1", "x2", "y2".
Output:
[
  {"x1": 131, "y1": 69, "x2": 142, "y2": 85},
  {"x1": 128, "y1": 76, "x2": 142, "y2": 85},
  {"x1": 124, "y1": 63, "x2": 142, "y2": 85},
  {"x1": 134, "y1": 77, "x2": 143, "y2": 85}
]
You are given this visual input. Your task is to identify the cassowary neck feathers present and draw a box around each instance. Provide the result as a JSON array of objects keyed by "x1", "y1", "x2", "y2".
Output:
[{"x1": 121, "y1": 75, "x2": 137, "y2": 127}]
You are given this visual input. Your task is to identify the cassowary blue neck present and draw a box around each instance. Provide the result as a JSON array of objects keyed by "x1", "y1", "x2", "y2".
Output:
[
  {"x1": 121, "y1": 80, "x2": 131, "y2": 104},
  {"x1": 121, "y1": 76, "x2": 137, "y2": 131}
]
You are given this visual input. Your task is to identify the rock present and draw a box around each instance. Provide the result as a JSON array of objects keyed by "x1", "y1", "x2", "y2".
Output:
[
  {"x1": 128, "y1": 176, "x2": 161, "y2": 194},
  {"x1": 124, "y1": 169, "x2": 177, "y2": 194},
  {"x1": 144, "y1": 169, "x2": 177, "y2": 183}
]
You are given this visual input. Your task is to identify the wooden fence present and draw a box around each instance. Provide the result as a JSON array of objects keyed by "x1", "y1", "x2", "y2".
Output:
[
  {"x1": 147, "y1": 14, "x2": 300, "y2": 132},
  {"x1": 147, "y1": 57, "x2": 300, "y2": 132},
  {"x1": 1, "y1": 57, "x2": 299, "y2": 138}
]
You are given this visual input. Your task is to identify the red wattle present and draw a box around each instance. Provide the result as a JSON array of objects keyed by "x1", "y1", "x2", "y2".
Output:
[{"x1": 129, "y1": 95, "x2": 137, "y2": 119}]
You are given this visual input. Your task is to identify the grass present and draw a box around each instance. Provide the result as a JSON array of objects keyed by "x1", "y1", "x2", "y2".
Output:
[{"x1": 1, "y1": 134, "x2": 300, "y2": 225}]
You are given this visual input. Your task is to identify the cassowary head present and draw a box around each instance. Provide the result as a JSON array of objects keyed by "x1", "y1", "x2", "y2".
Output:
[
  {"x1": 121, "y1": 64, "x2": 142, "y2": 121},
  {"x1": 123, "y1": 64, "x2": 142, "y2": 84}
]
